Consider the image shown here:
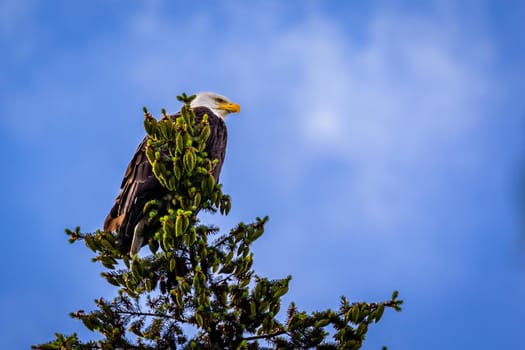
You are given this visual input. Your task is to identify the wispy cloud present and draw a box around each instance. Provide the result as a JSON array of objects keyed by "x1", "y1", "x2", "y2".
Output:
[{"x1": 281, "y1": 13, "x2": 494, "y2": 229}]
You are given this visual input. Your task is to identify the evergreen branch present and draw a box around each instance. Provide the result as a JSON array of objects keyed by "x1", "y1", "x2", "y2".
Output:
[
  {"x1": 115, "y1": 310, "x2": 182, "y2": 321},
  {"x1": 243, "y1": 330, "x2": 288, "y2": 341}
]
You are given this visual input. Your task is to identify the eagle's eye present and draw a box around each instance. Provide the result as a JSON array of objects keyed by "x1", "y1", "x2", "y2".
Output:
[{"x1": 215, "y1": 97, "x2": 226, "y2": 103}]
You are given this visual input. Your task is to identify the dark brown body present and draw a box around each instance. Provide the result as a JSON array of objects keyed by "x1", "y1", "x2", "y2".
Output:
[{"x1": 104, "y1": 106, "x2": 228, "y2": 252}]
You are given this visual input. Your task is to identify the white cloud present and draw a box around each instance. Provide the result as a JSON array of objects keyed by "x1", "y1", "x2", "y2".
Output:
[{"x1": 225, "y1": 10, "x2": 495, "y2": 231}]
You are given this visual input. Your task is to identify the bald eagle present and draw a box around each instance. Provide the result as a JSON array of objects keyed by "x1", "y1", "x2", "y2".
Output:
[{"x1": 104, "y1": 92, "x2": 240, "y2": 256}]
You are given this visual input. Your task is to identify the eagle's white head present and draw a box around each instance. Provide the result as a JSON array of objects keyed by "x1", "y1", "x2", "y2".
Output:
[{"x1": 190, "y1": 92, "x2": 240, "y2": 120}]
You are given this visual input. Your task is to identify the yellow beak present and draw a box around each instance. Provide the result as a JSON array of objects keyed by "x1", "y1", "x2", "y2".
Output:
[{"x1": 219, "y1": 102, "x2": 241, "y2": 114}]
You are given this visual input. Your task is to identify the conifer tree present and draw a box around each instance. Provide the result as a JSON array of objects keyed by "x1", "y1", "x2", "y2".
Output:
[{"x1": 34, "y1": 93, "x2": 402, "y2": 349}]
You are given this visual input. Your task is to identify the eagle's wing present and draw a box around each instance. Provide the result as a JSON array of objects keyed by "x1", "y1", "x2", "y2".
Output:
[{"x1": 103, "y1": 137, "x2": 165, "y2": 249}]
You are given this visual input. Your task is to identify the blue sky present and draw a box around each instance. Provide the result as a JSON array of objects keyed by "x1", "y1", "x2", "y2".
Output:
[{"x1": 1, "y1": 0, "x2": 525, "y2": 348}]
